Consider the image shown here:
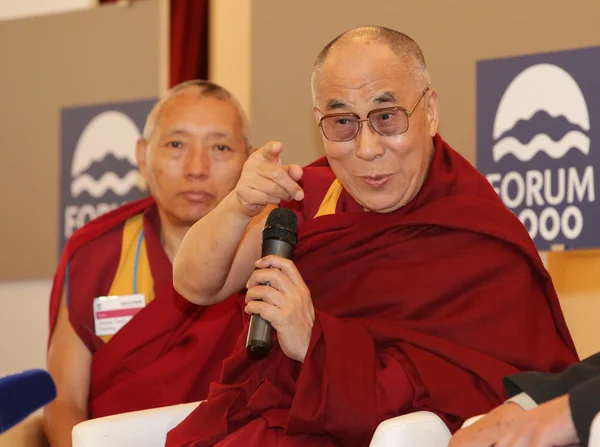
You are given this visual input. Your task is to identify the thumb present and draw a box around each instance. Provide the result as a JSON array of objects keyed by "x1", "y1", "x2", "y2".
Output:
[
  {"x1": 286, "y1": 164, "x2": 304, "y2": 182},
  {"x1": 261, "y1": 141, "x2": 283, "y2": 163}
]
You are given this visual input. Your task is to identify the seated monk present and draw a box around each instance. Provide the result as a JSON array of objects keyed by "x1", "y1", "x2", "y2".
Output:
[
  {"x1": 167, "y1": 27, "x2": 578, "y2": 447},
  {"x1": 43, "y1": 80, "x2": 251, "y2": 446}
]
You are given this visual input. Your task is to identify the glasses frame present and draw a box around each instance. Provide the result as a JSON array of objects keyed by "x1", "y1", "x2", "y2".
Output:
[{"x1": 318, "y1": 87, "x2": 431, "y2": 142}]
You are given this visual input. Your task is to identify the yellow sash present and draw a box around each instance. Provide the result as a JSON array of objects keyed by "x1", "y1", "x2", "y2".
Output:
[
  {"x1": 99, "y1": 214, "x2": 155, "y2": 343},
  {"x1": 313, "y1": 179, "x2": 343, "y2": 219}
]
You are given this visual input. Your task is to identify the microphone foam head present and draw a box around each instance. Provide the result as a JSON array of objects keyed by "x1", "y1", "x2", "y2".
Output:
[
  {"x1": 263, "y1": 208, "x2": 299, "y2": 246},
  {"x1": 0, "y1": 369, "x2": 56, "y2": 434}
]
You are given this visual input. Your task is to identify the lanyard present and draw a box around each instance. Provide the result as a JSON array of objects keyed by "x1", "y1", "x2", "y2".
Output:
[
  {"x1": 65, "y1": 228, "x2": 145, "y2": 307},
  {"x1": 132, "y1": 229, "x2": 144, "y2": 294}
]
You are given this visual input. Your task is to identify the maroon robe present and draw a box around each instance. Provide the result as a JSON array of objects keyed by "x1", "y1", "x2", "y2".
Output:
[{"x1": 48, "y1": 197, "x2": 245, "y2": 417}]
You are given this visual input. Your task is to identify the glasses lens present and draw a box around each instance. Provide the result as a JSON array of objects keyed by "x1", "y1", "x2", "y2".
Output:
[
  {"x1": 369, "y1": 109, "x2": 408, "y2": 136},
  {"x1": 321, "y1": 115, "x2": 359, "y2": 141}
]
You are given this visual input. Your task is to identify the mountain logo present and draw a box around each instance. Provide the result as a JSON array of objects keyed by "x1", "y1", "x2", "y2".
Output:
[
  {"x1": 70, "y1": 111, "x2": 147, "y2": 199},
  {"x1": 59, "y1": 98, "x2": 157, "y2": 254},
  {"x1": 476, "y1": 47, "x2": 600, "y2": 250},
  {"x1": 492, "y1": 63, "x2": 590, "y2": 163}
]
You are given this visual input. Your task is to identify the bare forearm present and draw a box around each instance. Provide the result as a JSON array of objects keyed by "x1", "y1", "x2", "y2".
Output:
[
  {"x1": 43, "y1": 402, "x2": 88, "y2": 447},
  {"x1": 175, "y1": 141, "x2": 303, "y2": 305},
  {"x1": 174, "y1": 191, "x2": 254, "y2": 304}
]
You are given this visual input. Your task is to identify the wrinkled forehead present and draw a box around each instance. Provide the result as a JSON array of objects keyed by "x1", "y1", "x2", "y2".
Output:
[
  {"x1": 157, "y1": 94, "x2": 242, "y2": 133},
  {"x1": 314, "y1": 44, "x2": 417, "y2": 110}
]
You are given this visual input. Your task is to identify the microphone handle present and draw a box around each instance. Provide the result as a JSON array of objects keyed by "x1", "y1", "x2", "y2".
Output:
[
  {"x1": 246, "y1": 239, "x2": 295, "y2": 359},
  {"x1": 261, "y1": 239, "x2": 295, "y2": 259}
]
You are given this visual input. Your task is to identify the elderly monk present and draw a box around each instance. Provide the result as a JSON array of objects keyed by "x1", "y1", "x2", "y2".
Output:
[
  {"x1": 168, "y1": 26, "x2": 578, "y2": 447},
  {"x1": 44, "y1": 81, "x2": 250, "y2": 447}
]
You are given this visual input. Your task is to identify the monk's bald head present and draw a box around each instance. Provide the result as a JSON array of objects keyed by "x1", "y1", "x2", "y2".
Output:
[{"x1": 311, "y1": 26, "x2": 430, "y2": 104}]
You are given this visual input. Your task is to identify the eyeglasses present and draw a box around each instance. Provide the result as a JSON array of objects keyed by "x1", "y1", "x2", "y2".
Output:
[{"x1": 318, "y1": 87, "x2": 430, "y2": 142}]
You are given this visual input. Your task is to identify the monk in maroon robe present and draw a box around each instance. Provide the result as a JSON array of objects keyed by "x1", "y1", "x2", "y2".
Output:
[
  {"x1": 44, "y1": 80, "x2": 251, "y2": 446},
  {"x1": 168, "y1": 27, "x2": 578, "y2": 447}
]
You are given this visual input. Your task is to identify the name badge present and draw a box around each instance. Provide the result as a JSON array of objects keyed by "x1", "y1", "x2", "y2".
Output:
[{"x1": 93, "y1": 294, "x2": 146, "y2": 337}]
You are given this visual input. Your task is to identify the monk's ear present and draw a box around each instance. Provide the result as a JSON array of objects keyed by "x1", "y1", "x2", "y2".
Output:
[
  {"x1": 425, "y1": 88, "x2": 439, "y2": 137},
  {"x1": 312, "y1": 106, "x2": 321, "y2": 124},
  {"x1": 135, "y1": 138, "x2": 150, "y2": 182}
]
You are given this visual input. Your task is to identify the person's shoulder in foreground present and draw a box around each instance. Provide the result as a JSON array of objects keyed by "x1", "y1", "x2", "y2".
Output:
[{"x1": 449, "y1": 352, "x2": 600, "y2": 447}]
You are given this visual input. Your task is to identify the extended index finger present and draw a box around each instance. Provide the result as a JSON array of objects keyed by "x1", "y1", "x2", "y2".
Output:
[{"x1": 270, "y1": 165, "x2": 304, "y2": 201}]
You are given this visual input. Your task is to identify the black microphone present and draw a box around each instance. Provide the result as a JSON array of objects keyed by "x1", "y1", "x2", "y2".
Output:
[{"x1": 246, "y1": 207, "x2": 298, "y2": 359}]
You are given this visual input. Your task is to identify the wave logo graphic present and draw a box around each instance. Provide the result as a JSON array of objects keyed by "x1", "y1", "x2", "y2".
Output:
[
  {"x1": 492, "y1": 63, "x2": 590, "y2": 163},
  {"x1": 71, "y1": 111, "x2": 147, "y2": 199}
]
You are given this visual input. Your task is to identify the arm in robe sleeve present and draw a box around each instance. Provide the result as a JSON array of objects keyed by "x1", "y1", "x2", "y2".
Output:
[
  {"x1": 285, "y1": 235, "x2": 577, "y2": 446},
  {"x1": 285, "y1": 311, "x2": 415, "y2": 447},
  {"x1": 285, "y1": 309, "x2": 500, "y2": 447}
]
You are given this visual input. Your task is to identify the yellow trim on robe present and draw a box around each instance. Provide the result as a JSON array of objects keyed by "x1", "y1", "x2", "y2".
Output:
[
  {"x1": 100, "y1": 214, "x2": 155, "y2": 343},
  {"x1": 313, "y1": 179, "x2": 343, "y2": 218}
]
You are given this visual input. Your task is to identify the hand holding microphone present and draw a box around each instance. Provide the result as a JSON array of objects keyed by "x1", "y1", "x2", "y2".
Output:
[
  {"x1": 235, "y1": 141, "x2": 313, "y2": 362},
  {"x1": 245, "y1": 208, "x2": 315, "y2": 363}
]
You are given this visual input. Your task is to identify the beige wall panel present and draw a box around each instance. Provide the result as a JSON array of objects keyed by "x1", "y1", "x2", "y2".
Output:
[
  {"x1": 209, "y1": 0, "x2": 251, "y2": 120},
  {"x1": 548, "y1": 250, "x2": 600, "y2": 359},
  {"x1": 0, "y1": 0, "x2": 168, "y2": 280},
  {"x1": 0, "y1": 280, "x2": 51, "y2": 375}
]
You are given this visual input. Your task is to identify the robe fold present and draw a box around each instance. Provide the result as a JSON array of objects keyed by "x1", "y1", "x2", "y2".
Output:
[
  {"x1": 166, "y1": 135, "x2": 578, "y2": 447},
  {"x1": 48, "y1": 197, "x2": 244, "y2": 418}
]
